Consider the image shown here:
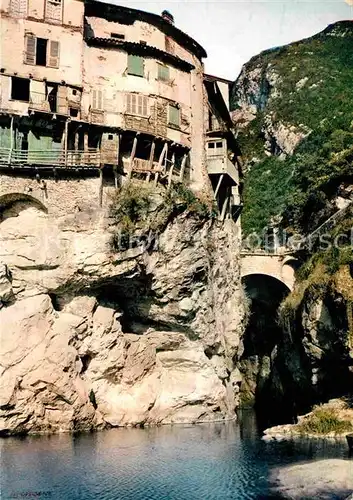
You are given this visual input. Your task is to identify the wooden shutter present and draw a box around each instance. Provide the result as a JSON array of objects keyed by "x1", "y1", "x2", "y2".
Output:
[
  {"x1": 126, "y1": 93, "x2": 132, "y2": 114},
  {"x1": 10, "y1": 0, "x2": 28, "y2": 15},
  {"x1": 48, "y1": 40, "x2": 59, "y2": 68},
  {"x1": 92, "y1": 90, "x2": 103, "y2": 110},
  {"x1": 127, "y1": 55, "x2": 144, "y2": 77},
  {"x1": 57, "y1": 85, "x2": 68, "y2": 115},
  {"x1": 142, "y1": 96, "x2": 147, "y2": 116},
  {"x1": 137, "y1": 95, "x2": 143, "y2": 116},
  {"x1": 169, "y1": 105, "x2": 180, "y2": 126},
  {"x1": 24, "y1": 34, "x2": 36, "y2": 65}
]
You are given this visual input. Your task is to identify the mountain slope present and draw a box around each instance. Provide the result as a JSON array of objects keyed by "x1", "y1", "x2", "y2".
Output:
[{"x1": 230, "y1": 20, "x2": 353, "y2": 237}]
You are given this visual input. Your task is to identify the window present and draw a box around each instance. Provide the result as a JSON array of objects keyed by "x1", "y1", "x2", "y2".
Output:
[
  {"x1": 91, "y1": 89, "x2": 104, "y2": 111},
  {"x1": 36, "y1": 38, "x2": 47, "y2": 66},
  {"x1": 127, "y1": 55, "x2": 144, "y2": 77},
  {"x1": 11, "y1": 77, "x2": 30, "y2": 102},
  {"x1": 208, "y1": 142, "x2": 215, "y2": 149},
  {"x1": 10, "y1": 0, "x2": 27, "y2": 16},
  {"x1": 126, "y1": 93, "x2": 148, "y2": 117},
  {"x1": 168, "y1": 104, "x2": 180, "y2": 127},
  {"x1": 45, "y1": 0, "x2": 62, "y2": 22},
  {"x1": 157, "y1": 63, "x2": 170, "y2": 82},
  {"x1": 24, "y1": 35, "x2": 59, "y2": 68},
  {"x1": 216, "y1": 142, "x2": 223, "y2": 148},
  {"x1": 111, "y1": 33, "x2": 125, "y2": 40}
]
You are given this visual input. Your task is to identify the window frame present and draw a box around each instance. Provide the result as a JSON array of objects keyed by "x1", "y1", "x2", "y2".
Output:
[
  {"x1": 24, "y1": 34, "x2": 60, "y2": 68},
  {"x1": 126, "y1": 93, "x2": 149, "y2": 118},
  {"x1": 11, "y1": 76, "x2": 30, "y2": 102}
]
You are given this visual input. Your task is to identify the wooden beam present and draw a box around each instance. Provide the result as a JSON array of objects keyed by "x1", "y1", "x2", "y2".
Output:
[
  {"x1": 113, "y1": 133, "x2": 120, "y2": 189},
  {"x1": 83, "y1": 131, "x2": 89, "y2": 152},
  {"x1": 154, "y1": 142, "x2": 168, "y2": 185},
  {"x1": 8, "y1": 116, "x2": 14, "y2": 164},
  {"x1": 127, "y1": 133, "x2": 139, "y2": 180},
  {"x1": 179, "y1": 153, "x2": 188, "y2": 182},
  {"x1": 146, "y1": 140, "x2": 156, "y2": 183},
  {"x1": 214, "y1": 174, "x2": 224, "y2": 199},
  {"x1": 220, "y1": 194, "x2": 230, "y2": 221},
  {"x1": 99, "y1": 168, "x2": 104, "y2": 207},
  {"x1": 63, "y1": 119, "x2": 69, "y2": 167},
  {"x1": 167, "y1": 152, "x2": 175, "y2": 189}
]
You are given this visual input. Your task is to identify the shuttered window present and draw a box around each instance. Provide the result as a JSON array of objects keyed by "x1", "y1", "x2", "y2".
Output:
[
  {"x1": 10, "y1": 0, "x2": 28, "y2": 16},
  {"x1": 168, "y1": 105, "x2": 180, "y2": 127},
  {"x1": 157, "y1": 63, "x2": 170, "y2": 82},
  {"x1": 24, "y1": 34, "x2": 36, "y2": 65},
  {"x1": 127, "y1": 55, "x2": 144, "y2": 77},
  {"x1": 91, "y1": 89, "x2": 104, "y2": 110},
  {"x1": 126, "y1": 93, "x2": 148, "y2": 117},
  {"x1": 45, "y1": 0, "x2": 62, "y2": 23},
  {"x1": 48, "y1": 40, "x2": 59, "y2": 68},
  {"x1": 24, "y1": 35, "x2": 59, "y2": 68}
]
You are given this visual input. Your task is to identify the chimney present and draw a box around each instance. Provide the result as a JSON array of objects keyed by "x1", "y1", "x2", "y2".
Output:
[{"x1": 161, "y1": 10, "x2": 174, "y2": 24}]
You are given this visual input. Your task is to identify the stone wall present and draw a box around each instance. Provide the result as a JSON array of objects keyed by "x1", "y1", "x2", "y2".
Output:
[{"x1": 0, "y1": 172, "x2": 116, "y2": 217}]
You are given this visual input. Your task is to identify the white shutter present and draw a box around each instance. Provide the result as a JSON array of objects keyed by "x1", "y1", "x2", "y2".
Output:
[
  {"x1": 24, "y1": 34, "x2": 36, "y2": 65},
  {"x1": 10, "y1": 0, "x2": 28, "y2": 15},
  {"x1": 137, "y1": 95, "x2": 143, "y2": 116},
  {"x1": 92, "y1": 90, "x2": 103, "y2": 110},
  {"x1": 48, "y1": 40, "x2": 60, "y2": 68},
  {"x1": 142, "y1": 96, "x2": 148, "y2": 117},
  {"x1": 126, "y1": 93, "x2": 131, "y2": 114},
  {"x1": 45, "y1": 0, "x2": 62, "y2": 22}
]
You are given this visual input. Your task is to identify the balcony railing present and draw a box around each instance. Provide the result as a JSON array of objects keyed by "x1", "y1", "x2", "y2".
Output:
[{"x1": 0, "y1": 148, "x2": 101, "y2": 168}]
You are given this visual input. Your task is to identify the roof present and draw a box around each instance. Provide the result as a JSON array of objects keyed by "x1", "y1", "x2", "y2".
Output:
[
  {"x1": 85, "y1": 37, "x2": 194, "y2": 72},
  {"x1": 84, "y1": 0, "x2": 207, "y2": 60},
  {"x1": 204, "y1": 73, "x2": 233, "y2": 85}
]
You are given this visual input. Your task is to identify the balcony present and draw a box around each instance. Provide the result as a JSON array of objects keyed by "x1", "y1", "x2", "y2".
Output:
[{"x1": 0, "y1": 148, "x2": 101, "y2": 169}]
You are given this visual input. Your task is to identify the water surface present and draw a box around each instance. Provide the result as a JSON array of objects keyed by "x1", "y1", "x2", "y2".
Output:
[{"x1": 1, "y1": 411, "x2": 350, "y2": 500}]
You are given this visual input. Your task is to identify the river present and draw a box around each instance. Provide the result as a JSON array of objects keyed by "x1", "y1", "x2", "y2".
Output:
[{"x1": 0, "y1": 411, "x2": 350, "y2": 499}]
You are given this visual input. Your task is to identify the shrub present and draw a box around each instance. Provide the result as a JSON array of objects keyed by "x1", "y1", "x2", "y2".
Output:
[{"x1": 297, "y1": 406, "x2": 353, "y2": 435}]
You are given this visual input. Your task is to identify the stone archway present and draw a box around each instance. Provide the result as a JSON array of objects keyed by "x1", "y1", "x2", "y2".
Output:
[
  {"x1": 239, "y1": 273, "x2": 292, "y2": 425},
  {"x1": 0, "y1": 193, "x2": 48, "y2": 222}
]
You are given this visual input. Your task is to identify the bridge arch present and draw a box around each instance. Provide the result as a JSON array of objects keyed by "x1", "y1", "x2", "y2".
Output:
[
  {"x1": 0, "y1": 193, "x2": 48, "y2": 222},
  {"x1": 241, "y1": 253, "x2": 298, "y2": 291}
]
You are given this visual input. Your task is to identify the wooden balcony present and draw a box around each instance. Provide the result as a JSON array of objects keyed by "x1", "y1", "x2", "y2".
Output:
[
  {"x1": 0, "y1": 147, "x2": 101, "y2": 169},
  {"x1": 207, "y1": 155, "x2": 239, "y2": 185}
]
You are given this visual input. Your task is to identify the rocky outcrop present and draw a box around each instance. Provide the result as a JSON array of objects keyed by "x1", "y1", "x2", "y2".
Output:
[
  {"x1": 0, "y1": 191, "x2": 246, "y2": 435},
  {"x1": 231, "y1": 61, "x2": 309, "y2": 159},
  {"x1": 270, "y1": 459, "x2": 353, "y2": 499},
  {"x1": 263, "y1": 399, "x2": 353, "y2": 440}
]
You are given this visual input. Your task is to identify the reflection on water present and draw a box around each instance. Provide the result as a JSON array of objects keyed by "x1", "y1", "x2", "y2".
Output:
[{"x1": 0, "y1": 410, "x2": 350, "y2": 500}]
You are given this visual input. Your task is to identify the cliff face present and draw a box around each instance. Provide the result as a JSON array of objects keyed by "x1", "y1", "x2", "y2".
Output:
[
  {"x1": 230, "y1": 21, "x2": 353, "y2": 424},
  {"x1": 0, "y1": 187, "x2": 246, "y2": 435}
]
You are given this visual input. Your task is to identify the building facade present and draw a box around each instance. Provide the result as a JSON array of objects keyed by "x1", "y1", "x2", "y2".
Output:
[{"x1": 0, "y1": 0, "x2": 241, "y2": 219}]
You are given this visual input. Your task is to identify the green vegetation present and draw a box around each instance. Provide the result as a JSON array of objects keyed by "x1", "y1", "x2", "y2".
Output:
[
  {"x1": 232, "y1": 22, "x2": 353, "y2": 236},
  {"x1": 297, "y1": 405, "x2": 353, "y2": 435},
  {"x1": 109, "y1": 182, "x2": 214, "y2": 250}
]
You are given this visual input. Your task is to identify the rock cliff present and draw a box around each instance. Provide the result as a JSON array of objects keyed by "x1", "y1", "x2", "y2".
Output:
[{"x1": 0, "y1": 185, "x2": 246, "y2": 435}]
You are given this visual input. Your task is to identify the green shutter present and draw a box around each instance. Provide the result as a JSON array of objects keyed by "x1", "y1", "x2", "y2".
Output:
[
  {"x1": 127, "y1": 55, "x2": 144, "y2": 77},
  {"x1": 157, "y1": 63, "x2": 169, "y2": 81},
  {"x1": 168, "y1": 105, "x2": 180, "y2": 126}
]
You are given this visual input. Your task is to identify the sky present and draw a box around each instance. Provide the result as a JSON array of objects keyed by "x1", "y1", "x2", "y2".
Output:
[{"x1": 108, "y1": 0, "x2": 352, "y2": 80}]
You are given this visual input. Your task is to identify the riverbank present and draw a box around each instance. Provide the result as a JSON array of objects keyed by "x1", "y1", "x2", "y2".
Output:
[{"x1": 263, "y1": 399, "x2": 353, "y2": 441}]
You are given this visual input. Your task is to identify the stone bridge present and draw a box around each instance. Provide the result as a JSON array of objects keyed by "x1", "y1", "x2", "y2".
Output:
[{"x1": 240, "y1": 251, "x2": 299, "y2": 291}]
